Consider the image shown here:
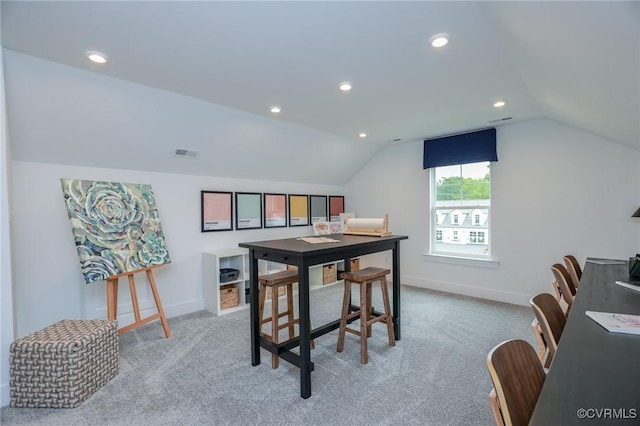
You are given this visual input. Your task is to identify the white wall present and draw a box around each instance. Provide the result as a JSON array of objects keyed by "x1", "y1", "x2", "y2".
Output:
[
  {"x1": 346, "y1": 118, "x2": 640, "y2": 305},
  {"x1": 11, "y1": 161, "x2": 343, "y2": 337},
  {"x1": 1, "y1": 47, "x2": 17, "y2": 407}
]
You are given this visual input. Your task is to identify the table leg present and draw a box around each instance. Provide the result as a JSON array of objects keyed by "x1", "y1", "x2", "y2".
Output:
[
  {"x1": 298, "y1": 263, "x2": 312, "y2": 398},
  {"x1": 392, "y1": 242, "x2": 401, "y2": 340},
  {"x1": 249, "y1": 251, "x2": 261, "y2": 366}
]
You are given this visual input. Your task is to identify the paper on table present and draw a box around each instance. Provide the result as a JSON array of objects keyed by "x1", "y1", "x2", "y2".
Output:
[
  {"x1": 298, "y1": 237, "x2": 340, "y2": 244},
  {"x1": 585, "y1": 258, "x2": 626, "y2": 265},
  {"x1": 585, "y1": 311, "x2": 640, "y2": 335},
  {"x1": 615, "y1": 281, "x2": 640, "y2": 293}
]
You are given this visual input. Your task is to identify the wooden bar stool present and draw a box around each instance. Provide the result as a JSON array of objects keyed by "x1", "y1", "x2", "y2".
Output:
[
  {"x1": 258, "y1": 267, "x2": 313, "y2": 368},
  {"x1": 336, "y1": 266, "x2": 395, "y2": 364}
]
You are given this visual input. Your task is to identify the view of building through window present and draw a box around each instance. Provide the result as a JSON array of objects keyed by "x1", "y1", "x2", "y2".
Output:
[{"x1": 431, "y1": 161, "x2": 490, "y2": 257}]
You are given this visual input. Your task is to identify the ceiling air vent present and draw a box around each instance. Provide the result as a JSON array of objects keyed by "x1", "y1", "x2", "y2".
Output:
[
  {"x1": 488, "y1": 117, "x2": 513, "y2": 124},
  {"x1": 175, "y1": 148, "x2": 199, "y2": 158}
]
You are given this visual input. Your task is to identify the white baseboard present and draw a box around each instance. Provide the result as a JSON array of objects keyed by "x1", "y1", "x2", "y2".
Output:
[
  {"x1": 1, "y1": 381, "x2": 8, "y2": 408},
  {"x1": 402, "y1": 275, "x2": 531, "y2": 306}
]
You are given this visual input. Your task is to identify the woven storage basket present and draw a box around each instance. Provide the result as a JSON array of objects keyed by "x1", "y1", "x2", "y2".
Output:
[
  {"x1": 323, "y1": 264, "x2": 337, "y2": 284},
  {"x1": 10, "y1": 319, "x2": 119, "y2": 408},
  {"x1": 220, "y1": 284, "x2": 239, "y2": 309},
  {"x1": 266, "y1": 286, "x2": 286, "y2": 298},
  {"x1": 350, "y1": 258, "x2": 360, "y2": 272}
]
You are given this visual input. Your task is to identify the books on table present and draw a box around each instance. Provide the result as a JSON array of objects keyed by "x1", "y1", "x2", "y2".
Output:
[
  {"x1": 615, "y1": 280, "x2": 640, "y2": 293},
  {"x1": 298, "y1": 236, "x2": 340, "y2": 244},
  {"x1": 586, "y1": 311, "x2": 640, "y2": 335},
  {"x1": 585, "y1": 258, "x2": 626, "y2": 265}
]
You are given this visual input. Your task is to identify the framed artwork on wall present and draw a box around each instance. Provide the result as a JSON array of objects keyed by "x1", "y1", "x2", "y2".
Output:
[
  {"x1": 329, "y1": 195, "x2": 345, "y2": 222},
  {"x1": 201, "y1": 191, "x2": 233, "y2": 232},
  {"x1": 235, "y1": 192, "x2": 263, "y2": 230},
  {"x1": 264, "y1": 193, "x2": 287, "y2": 228},
  {"x1": 288, "y1": 194, "x2": 309, "y2": 227},
  {"x1": 309, "y1": 195, "x2": 328, "y2": 223}
]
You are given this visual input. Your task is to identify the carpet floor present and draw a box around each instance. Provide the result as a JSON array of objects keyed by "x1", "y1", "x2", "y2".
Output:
[{"x1": 1, "y1": 284, "x2": 536, "y2": 425}]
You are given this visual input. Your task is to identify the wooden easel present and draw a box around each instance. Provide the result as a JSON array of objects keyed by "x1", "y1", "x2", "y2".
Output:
[{"x1": 106, "y1": 265, "x2": 172, "y2": 338}]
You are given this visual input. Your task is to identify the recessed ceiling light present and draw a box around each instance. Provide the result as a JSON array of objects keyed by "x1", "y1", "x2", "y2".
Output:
[
  {"x1": 359, "y1": 132, "x2": 367, "y2": 138},
  {"x1": 85, "y1": 50, "x2": 108, "y2": 64},
  {"x1": 339, "y1": 82, "x2": 352, "y2": 91},
  {"x1": 270, "y1": 106, "x2": 281, "y2": 113},
  {"x1": 493, "y1": 99, "x2": 507, "y2": 108},
  {"x1": 429, "y1": 33, "x2": 449, "y2": 48}
]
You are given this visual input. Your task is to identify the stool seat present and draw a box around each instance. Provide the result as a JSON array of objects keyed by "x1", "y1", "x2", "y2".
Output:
[
  {"x1": 341, "y1": 266, "x2": 390, "y2": 283},
  {"x1": 258, "y1": 269, "x2": 298, "y2": 286},
  {"x1": 258, "y1": 267, "x2": 313, "y2": 368},
  {"x1": 337, "y1": 266, "x2": 395, "y2": 364}
]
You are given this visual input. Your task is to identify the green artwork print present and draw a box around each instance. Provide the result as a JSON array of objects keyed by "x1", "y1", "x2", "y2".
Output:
[{"x1": 61, "y1": 179, "x2": 171, "y2": 284}]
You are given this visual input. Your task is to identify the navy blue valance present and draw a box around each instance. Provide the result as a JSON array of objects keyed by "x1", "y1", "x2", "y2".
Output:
[{"x1": 423, "y1": 128, "x2": 498, "y2": 169}]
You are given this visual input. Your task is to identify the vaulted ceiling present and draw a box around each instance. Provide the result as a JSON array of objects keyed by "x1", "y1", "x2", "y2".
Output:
[{"x1": 2, "y1": 1, "x2": 639, "y2": 184}]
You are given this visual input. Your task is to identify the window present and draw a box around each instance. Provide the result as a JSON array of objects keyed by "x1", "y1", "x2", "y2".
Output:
[
  {"x1": 469, "y1": 231, "x2": 486, "y2": 244},
  {"x1": 430, "y1": 161, "x2": 491, "y2": 257}
]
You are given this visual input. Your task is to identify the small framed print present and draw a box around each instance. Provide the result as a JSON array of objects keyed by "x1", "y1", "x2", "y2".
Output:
[
  {"x1": 309, "y1": 195, "x2": 328, "y2": 223},
  {"x1": 235, "y1": 192, "x2": 263, "y2": 230},
  {"x1": 329, "y1": 195, "x2": 345, "y2": 222},
  {"x1": 264, "y1": 193, "x2": 287, "y2": 228},
  {"x1": 201, "y1": 191, "x2": 233, "y2": 232},
  {"x1": 313, "y1": 221, "x2": 343, "y2": 235},
  {"x1": 288, "y1": 194, "x2": 309, "y2": 227}
]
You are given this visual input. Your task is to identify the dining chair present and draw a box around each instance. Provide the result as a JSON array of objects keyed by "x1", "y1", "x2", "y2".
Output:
[
  {"x1": 530, "y1": 293, "x2": 566, "y2": 368},
  {"x1": 531, "y1": 318, "x2": 546, "y2": 362},
  {"x1": 486, "y1": 339, "x2": 546, "y2": 426},
  {"x1": 563, "y1": 255, "x2": 582, "y2": 290},
  {"x1": 489, "y1": 387, "x2": 505, "y2": 426},
  {"x1": 551, "y1": 263, "x2": 576, "y2": 317}
]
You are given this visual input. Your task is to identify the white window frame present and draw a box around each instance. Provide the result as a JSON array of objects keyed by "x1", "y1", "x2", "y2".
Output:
[{"x1": 424, "y1": 162, "x2": 499, "y2": 269}]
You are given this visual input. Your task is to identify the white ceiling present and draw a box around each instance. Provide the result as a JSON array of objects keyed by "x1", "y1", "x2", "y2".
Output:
[{"x1": 1, "y1": 1, "x2": 639, "y2": 182}]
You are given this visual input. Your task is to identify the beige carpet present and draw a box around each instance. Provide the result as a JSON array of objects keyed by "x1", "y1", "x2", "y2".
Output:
[{"x1": 1, "y1": 284, "x2": 536, "y2": 425}]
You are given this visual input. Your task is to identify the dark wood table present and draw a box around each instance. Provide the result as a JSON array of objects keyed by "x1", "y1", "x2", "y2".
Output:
[
  {"x1": 530, "y1": 258, "x2": 640, "y2": 424},
  {"x1": 239, "y1": 234, "x2": 408, "y2": 399}
]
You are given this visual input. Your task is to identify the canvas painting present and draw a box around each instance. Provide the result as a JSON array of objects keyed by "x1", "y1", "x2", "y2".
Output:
[{"x1": 61, "y1": 179, "x2": 171, "y2": 284}]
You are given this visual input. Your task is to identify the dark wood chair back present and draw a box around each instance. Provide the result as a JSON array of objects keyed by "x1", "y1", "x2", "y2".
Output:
[
  {"x1": 551, "y1": 263, "x2": 576, "y2": 315},
  {"x1": 487, "y1": 339, "x2": 546, "y2": 426},
  {"x1": 530, "y1": 293, "x2": 566, "y2": 367},
  {"x1": 563, "y1": 255, "x2": 582, "y2": 289}
]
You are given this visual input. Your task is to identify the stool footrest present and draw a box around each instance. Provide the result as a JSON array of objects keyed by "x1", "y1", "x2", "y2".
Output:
[{"x1": 260, "y1": 310, "x2": 295, "y2": 325}]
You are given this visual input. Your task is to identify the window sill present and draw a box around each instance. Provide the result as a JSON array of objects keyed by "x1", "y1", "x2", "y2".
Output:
[{"x1": 422, "y1": 253, "x2": 500, "y2": 269}]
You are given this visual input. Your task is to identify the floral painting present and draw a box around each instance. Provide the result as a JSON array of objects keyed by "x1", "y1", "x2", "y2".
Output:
[{"x1": 60, "y1": 179, "x2": 171, "y2": 284}]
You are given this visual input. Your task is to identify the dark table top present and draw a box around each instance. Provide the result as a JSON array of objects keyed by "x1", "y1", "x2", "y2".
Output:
[
  {"x1": 530, "y1": 258, "x2": 640, "y2": 425},
  {"x1": 239, "y1": 234, "x2": 408, "y2": 264}
]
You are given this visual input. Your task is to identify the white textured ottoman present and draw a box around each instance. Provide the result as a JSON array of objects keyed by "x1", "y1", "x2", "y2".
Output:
[{"x1": 10, "y1": 319, "x2": 119, "y2": 408}]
